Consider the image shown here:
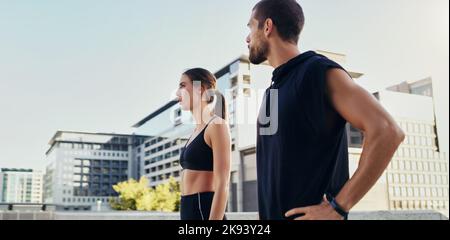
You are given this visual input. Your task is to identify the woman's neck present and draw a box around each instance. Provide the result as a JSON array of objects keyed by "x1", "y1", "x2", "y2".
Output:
[{"x1": 191, "y1": 103, "x2": 214, "y2": 128}]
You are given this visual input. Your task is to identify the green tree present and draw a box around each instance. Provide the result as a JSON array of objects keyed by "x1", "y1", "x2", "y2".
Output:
[{"x1": 110, "y1": 176, "x2": 180, "y2": 212}]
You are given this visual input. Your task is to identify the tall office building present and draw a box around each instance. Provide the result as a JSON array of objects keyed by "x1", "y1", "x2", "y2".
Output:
[
  {"x1": 386, "y1": 77, "x2": 434, "y2": 97},
  {"x1": 43, "y1": 131, "x2": 147, "y2": 210},
  {"x1": 0, "y1": 168, "x2": 43, "y2": 204},
  {"x1": 352, "y1": 78, "x2": 449, "y2": 217}
]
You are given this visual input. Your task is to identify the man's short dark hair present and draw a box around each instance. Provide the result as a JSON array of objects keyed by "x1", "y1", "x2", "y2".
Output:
[{"x1": 253, "y1": 0, "x2": 305, "y2": 44}]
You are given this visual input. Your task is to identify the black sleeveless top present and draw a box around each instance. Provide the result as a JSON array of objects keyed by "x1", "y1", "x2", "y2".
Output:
[
  {"x1": 256, "y1": 51, "x2": 350, "y2": 220},
  {"x1": 180, "y1": 117, "x2": 216, "y2": 171}
]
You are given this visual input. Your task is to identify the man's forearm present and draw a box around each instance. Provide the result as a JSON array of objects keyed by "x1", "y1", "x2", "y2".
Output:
[{"x1": 335, "y1": 125, "x2": 405, "y2": 212}]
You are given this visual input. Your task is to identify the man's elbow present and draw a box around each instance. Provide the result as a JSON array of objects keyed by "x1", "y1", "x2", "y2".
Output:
[
  {"x1": 378, "y1": 120, "x2": 405, "y2": 147},
  {"x1": 389, "y1": 122, "x2": 405, "y2": 146}
]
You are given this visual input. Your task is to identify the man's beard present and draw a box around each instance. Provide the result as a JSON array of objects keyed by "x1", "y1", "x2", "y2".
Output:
[{"x1": 249, "y1": 40, "x2": 269, "y2": 65}]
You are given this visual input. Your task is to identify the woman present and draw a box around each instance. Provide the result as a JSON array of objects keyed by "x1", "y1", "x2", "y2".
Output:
[{"x1": 176, "y1": 68, "x2": 231, "y2": 220}]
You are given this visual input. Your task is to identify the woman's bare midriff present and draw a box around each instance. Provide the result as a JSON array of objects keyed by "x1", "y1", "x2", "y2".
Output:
[{"x1": 181, "y1": 169, "x2": 215, "y2": 196}]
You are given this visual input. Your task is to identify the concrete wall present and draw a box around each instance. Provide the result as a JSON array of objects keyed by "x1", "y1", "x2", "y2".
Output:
[{"x1": 1, "y1": 211, "x2": 447, "y2": 220}]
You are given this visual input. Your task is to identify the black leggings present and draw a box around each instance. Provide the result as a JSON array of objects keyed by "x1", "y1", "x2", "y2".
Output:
[{"x1": 180, "y1": 192, "x2": 226, "y2": 220}]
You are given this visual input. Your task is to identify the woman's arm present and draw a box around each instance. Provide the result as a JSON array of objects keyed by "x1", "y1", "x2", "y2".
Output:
[{"x1": 208, "y1": 119, "x2": 231, "y2": 220}]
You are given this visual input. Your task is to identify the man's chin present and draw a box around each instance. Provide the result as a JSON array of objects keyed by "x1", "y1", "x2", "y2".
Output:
[{"x1": 249, "y1": 55, "x2": 267, "y2": 65}]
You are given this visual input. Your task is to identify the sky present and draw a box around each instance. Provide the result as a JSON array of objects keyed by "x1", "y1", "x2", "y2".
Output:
[{"x1": 0, "y1": 0, "x2": 448, "y2": 171}]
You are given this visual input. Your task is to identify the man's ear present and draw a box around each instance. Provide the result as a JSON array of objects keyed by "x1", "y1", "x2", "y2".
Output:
[{"x1": 264, "y1": 18, "x2": 274, "y2": 37}]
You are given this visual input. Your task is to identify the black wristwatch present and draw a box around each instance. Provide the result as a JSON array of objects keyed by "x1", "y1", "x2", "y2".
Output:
[{"x1": 326, "y1": 193, "x2": 349, "y2": 220}]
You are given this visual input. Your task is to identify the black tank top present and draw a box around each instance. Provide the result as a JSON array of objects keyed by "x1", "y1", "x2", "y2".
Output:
[{"x1": 180, "y1": 116, "x2": 217, "y2": 171}]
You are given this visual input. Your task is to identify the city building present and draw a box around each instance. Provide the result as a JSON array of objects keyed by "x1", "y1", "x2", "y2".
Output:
[
  {"x1": 0, "y1": 168, "x2": 43, "y2": 204},
  {"x1": 43, "y1": 131, "x2": 147, "y2": 210},
  {"x1": 352, "y1": 78, "x2": 449, "y2": 217}
]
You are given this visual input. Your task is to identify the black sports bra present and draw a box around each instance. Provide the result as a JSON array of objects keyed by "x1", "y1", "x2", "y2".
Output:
[{"x1": 180, "y1": 116, "x2": 217, "y2": 171}]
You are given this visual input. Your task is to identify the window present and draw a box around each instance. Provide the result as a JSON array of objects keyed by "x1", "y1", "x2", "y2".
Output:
[
  {"x1": 400, "y1": 174, "x2": 406, "y2": 183},
  {"x1": 401, "y1": 187, "x2": 407, "y2": 197},
  {"x1": 419, "y1": 124, "x2": 425, "y2": 133},
  {"x1": 414, "y1": 124, "x2": 419, "y2": 133},
  {"x1": 407, "y1": 188, "x2": 413, "y2": 197},
  {"x1": 415, "y1": 136, "x2": 421, "y2": 146},
  {"x1": 398, "y1": 148, "x2": 404, "y2": 157},
  {"x1": 411, "y1": 149, "x2": 416, "y2": 158},
  {"x1": 417, "y1": 174, "x2": 423, "y2": 183},
  {"x1": 230, "y1": 76, "x2": 238, "y2": 87},
  {"x1": 407, "y1": 123, "x2": 413, "y2": 132},
  {"x1": 420, "y1": 188, "x2": 425, "y2": 197},
  {"x1": 393, "y1": 161, "x2": 398, "y2": 170},
  {"x1": 430, "y1": 175, "x2": 436, "y2": 184},
  {"x1": 243, "y1": 88, "x2": 251, "y2": 97},
  {"x1": 175, "y1": 108, "x2": 182, "y2": 118},
  {"x1": 412, "y1": 174, "x2": 418, "y2": 184},
  {"x1": 421, "y1": 137, "x2": 426, "y2": 146},
  {"x1": 435, "y1": 163, "x2": 441, "y2": 171},
  {"x1": 399, "y1": 161, "x2": 405, "y2": 170},
  {"x1": 400, "y1": 122, "x2": 406, "y2": 131},
  {"x1": 431, "y1": 188, "x2": 437, "y2": 197},
  {"x1": 394, "y1": 174, "x2": 399, "y2": 183},
  {"x1": 418, "y1": 162, "x2": 423, "y2": 171},
  {"x1": 243, "y1": 75, "x2": 251, "y2": 84},
  {"x1": 405, "y1": 149, "x2": 410, "y2": 158}
]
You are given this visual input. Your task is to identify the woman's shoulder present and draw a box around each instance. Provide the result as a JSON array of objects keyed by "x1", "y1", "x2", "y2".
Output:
[
  {"x1": 211, "y1": 115, "x2": 228, "y2": 125},
  {"x1": 205, "y1": 116, "x2": 230, "y2": 137}
]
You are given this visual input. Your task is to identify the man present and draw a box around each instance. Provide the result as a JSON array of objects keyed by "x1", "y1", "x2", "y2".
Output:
[{"x1": 246, "y1": 0, "x2": 405, "y2": 220}]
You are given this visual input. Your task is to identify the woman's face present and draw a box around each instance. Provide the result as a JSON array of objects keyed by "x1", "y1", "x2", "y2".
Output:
[{"x1": 176, "y1": 74, "x2": 203, "y2": 111}]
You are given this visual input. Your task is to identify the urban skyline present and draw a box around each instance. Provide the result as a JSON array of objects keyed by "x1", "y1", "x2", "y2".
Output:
[{"x1": 4, "y1": 51, "x2": 442, "y2": 217}]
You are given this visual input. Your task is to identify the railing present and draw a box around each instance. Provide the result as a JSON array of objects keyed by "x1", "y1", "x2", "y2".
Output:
[
  {"x1": 0, "y1": 203, "x2": 57, "y2": 211},
  {"x1": 0, "y1": 209, "x2": 448, "y2": 220}
]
